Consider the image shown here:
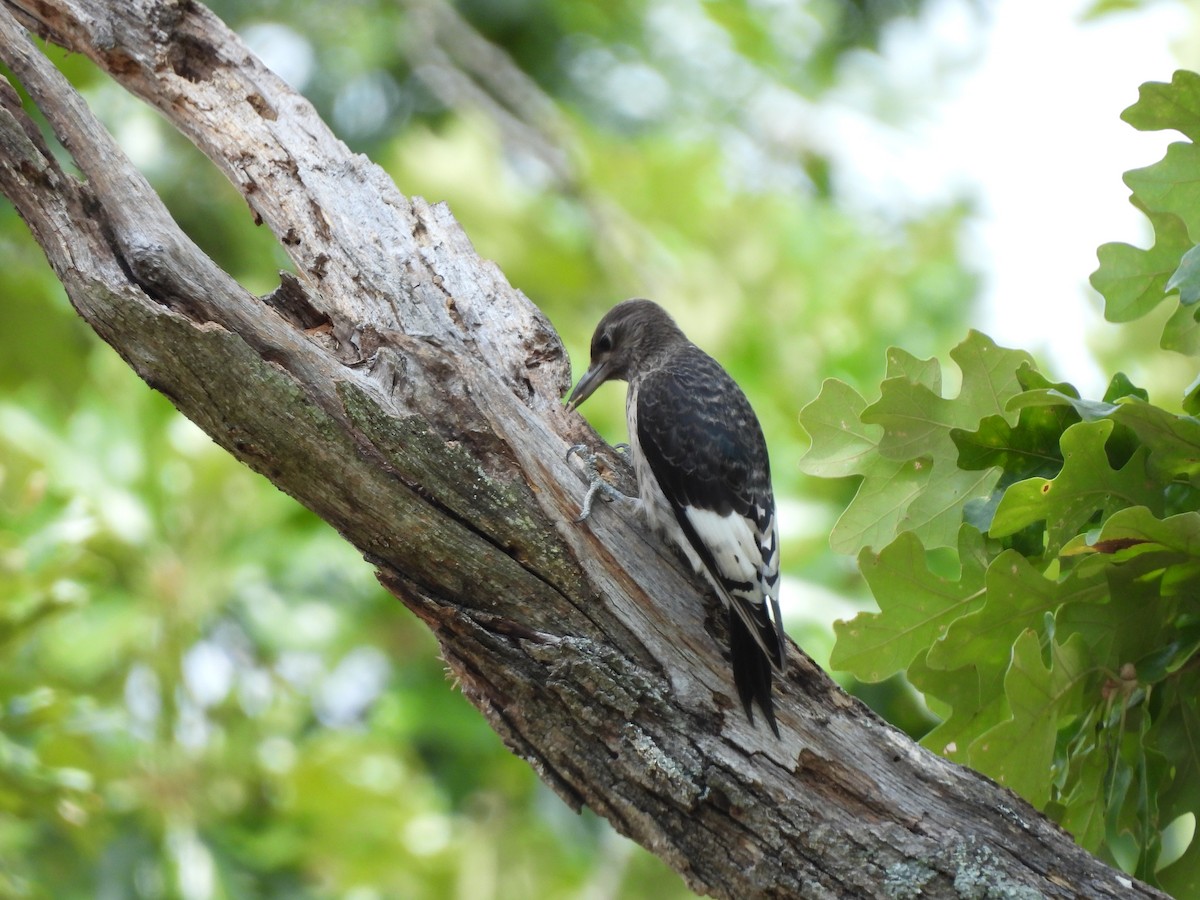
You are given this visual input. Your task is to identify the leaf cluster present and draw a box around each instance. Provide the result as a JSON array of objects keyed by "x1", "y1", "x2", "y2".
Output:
[
  {"x1": 1093, "y1": 70, "x2": 1200, "y2": 376},
  {"x1": 802, "y1": 69, "x2": 1200, "y2": 895}
]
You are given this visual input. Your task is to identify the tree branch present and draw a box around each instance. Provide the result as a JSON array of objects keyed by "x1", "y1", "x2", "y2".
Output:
[{"x1": 0, "y1": 1, "x2": 1166, "y2": 896}]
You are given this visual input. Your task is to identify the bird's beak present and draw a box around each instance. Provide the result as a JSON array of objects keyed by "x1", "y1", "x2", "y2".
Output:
[{"x1": 565, "y1": 360, "x2": 611, "y2": 411}]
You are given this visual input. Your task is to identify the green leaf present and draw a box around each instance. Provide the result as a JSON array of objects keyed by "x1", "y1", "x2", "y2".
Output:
[
  {"x1": 1017, "y1": 363, "x2": 1084, "y2": 399},
  {"x1": 863, "y1": 332, "x2": 1033, "y2": 462},
  {"x1": 830, "y1": 528, "x2": 986, "y2": 682},
  {"x1": 950, "y1": 402, "x2": 1075, "y2": 480},
  {"x1": 884, "y1": 346, "x2": 941, "y2": 389},
  {"x1": 1153, "y1": 684, "x2": 1200, "y2": 832},
  {"x1": 819, "y1": 331, "x2": 1034, "y2": 553},
  {"x1": 1092, "y1": 210, "x2": 1192, "y2": 323},
  {"x1": 1134, "y1": 628, "x2": 1200, "y2": 685},
  {"x1": 968, "y1": 631, "x2": 1092, "y2": 807},
  {"x1": 913, "y1": 650, "x2": 1009, "y2": 767},
  {"x1": 929, "y1": 551, "x2": 1106, "y2": 676},
  {"x1": 1084, "y1": 508, "x2": 1200, "y2": 613},
  {"x1": 1185, "y1": 373, "x2": 1200, "y2": 415},
  {"x1": 1056, "y1": 741, "x2": 1112, "y2": 854},
  {"x1": 1060, "y1": 748, "x2": 1113, "y2": 854},
  {"x1": 1121, "y1": 70, "x2": 1200, "y2": 142},
  {"x1": 827, "y1": 455, "x2": 926, "y2": 554},
  {"x1": 990, "y1": 420, "x2": 1161, "y2": 554},
  {"x1": 1104, "y1": 372, "x2": 1150, "y2": 403},
  {"x1": 898, "y1": 464, "x2": 1002, "y2": 550},
  {"x1": 1137, "y1": 735, "x2": 1170, "y2": 881},
  {"x1": 1012, "y1": 385, "x2": 1200, "y2": 487},
  {"x1": 1162, "y1": 300, "x2": 1200, "y2": 356},
  {"x1": 1090, "y1": 506, "x2": 1200, "y2": 558},
  {"x1": 1105, "y1": 398, "x2": 1200, "y2": 484},
  {"x1": 1094, "y1": 80, "x2": 1200, "y2": 350},
  {"x1": 1124, "y1": 142, "x2": 1200, "y2": 242},
  {"x1": 797, "y1": 378, "x2": 880, "y2": 479},
  {"x1": 1104, "y1": 735, "x2": 1140, "y2": 866},
  {"x1": 1166, "y1": 243, "x2": 1200, "y2": 304},
  {"x1": 1006, "y1": 388, "x2": 1114, "y2": 421},
  {"x1": 798, "y1": 377, "x2": 964, "y2": 554},
  {"x1": 1158, "y1": 839, "x2": 1200, "y2": 900},
  {"x1": 1057, "y1": 558, "x2": 1170, "y2": 668},
  {"x1": 1154, "y1": 685, "x2": 1200, "y2": 890},
  {"x1": 951, "y1": 367, "x2": 1085, "y2": 535}
]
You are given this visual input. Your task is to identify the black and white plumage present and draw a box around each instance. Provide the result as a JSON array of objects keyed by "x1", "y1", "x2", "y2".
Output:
[{"x1": 566, "y1": 298, "x2": 786, "y2": 735}]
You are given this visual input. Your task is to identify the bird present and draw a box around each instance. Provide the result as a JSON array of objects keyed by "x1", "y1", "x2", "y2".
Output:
[{"x1": 565, "y1": 298, "x2": 786, "y2": 735}]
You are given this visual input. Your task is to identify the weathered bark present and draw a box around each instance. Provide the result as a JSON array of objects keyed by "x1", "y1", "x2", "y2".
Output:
[{"x1": 0, "y1": 1, "x2": 1167, "y2": 897}]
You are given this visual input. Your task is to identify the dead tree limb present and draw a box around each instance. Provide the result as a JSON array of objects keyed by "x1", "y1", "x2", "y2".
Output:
[{"x1": 0, "y1": 1, "x2": 1166, "y2": 897}]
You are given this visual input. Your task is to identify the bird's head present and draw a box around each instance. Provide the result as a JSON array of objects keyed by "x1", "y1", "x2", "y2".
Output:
[{"x1": 566, "y1": 299, "x2": 686, "y2": 410}]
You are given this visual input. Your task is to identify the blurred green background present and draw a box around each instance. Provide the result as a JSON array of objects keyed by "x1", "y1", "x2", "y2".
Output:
[{"x1": 0, "y1": 0, "x2": 1189, "y2": 897}]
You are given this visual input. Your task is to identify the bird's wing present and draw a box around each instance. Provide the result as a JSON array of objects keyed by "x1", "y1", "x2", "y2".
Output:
[{"x1": 635, "y1": 354, "x2": 785, "y2": 672}]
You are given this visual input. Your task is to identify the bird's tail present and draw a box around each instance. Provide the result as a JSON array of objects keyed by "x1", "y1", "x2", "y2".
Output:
[{"x1": 729, "y1": 606, "x2": 779, "y2": 737}]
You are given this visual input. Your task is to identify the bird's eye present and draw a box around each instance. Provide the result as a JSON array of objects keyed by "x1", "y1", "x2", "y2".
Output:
[{"x1": 595, "y1": 332, "x2": 613, "y2": 354}]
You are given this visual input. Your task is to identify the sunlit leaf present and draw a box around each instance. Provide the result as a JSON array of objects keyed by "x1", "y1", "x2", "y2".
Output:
[
  {"x1": 830, "y1": 528, "x2": 987, "y2": 682},
  {"x1": 797, "y1": 379, "x2": 880, "y2": 479},
  {"x1": 807, "y1": 332, "x2": 1035, "y2": 555},
  {"x1": 1122, "y1": 69, "x2": 1200, "y2": 142},
  {"x1": 1092, "y1": 210, "x2": 1192, "y2": 323},
  {"x1": 1124, "y1": 143, "x2": 1200, "y2": 242},
  {"x1": 863, "y1": 332, "x2": 1032, "y2": 462}
]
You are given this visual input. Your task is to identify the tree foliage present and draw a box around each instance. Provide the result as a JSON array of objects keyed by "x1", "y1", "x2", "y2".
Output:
[{"x1": 807, "y1": 70, "x2": 1200, "y2": 896}]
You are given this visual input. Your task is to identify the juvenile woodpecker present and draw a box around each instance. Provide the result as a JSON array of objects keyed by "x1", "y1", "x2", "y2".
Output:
[{"x1": 566, "y1": 299, "x2": 786, "y2": 735}]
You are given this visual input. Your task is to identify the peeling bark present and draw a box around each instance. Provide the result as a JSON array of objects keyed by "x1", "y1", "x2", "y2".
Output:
[{"x1": 0, "y1": 1, "x2": 1169, "y2": 897}]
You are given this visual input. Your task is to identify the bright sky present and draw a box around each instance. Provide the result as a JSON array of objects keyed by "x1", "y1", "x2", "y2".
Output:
[{"x1": 827, "y1": 0, "x2": 1189, "y2": 397}]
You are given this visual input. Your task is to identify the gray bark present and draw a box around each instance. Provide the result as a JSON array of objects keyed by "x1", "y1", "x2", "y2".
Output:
[{"x1": 0, "y1": 1, "x2": 1167, "y2": 897}]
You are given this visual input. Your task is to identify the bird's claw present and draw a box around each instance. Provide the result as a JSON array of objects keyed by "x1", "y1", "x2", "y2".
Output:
[{"x1": 566, "y1": 443, "x2": 627, "y2": 522}]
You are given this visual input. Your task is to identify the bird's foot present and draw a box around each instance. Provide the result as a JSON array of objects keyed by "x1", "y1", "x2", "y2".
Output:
[{"x1": 566, "y1": 444, "x2": 629, "y2": 523}]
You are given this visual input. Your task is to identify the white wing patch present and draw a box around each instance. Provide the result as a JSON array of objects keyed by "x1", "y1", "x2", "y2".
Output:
[
  {"x1": 684, "y1": 506, "x2": 759, "y2": 589},
  {"x1": 686, "y1": 504, "x2": 784, "y2": 671}
]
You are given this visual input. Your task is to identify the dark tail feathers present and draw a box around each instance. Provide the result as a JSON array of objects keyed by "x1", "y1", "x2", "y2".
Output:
[{"x1": 729, "y1": 606, "x2": 779, "y2": 737}]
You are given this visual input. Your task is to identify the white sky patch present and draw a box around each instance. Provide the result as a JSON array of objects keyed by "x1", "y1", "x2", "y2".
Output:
[
  {"x1": 241, "y1": 23, "x2": 315, "y2": 90},
  {"x1": 124, "y1": 663, "x2": 161, "y2": 741},
  {"x1": 950, "y1": 1, "x2": 1184, "y2": 394},
  {"x1": 168, "y1": 824, "x2": 216, "y2": 900},
  {"x1": 183, "y1": 640, "x2": 235, "y2": 708},
  {"x1": 824, "y1": 0, "x2": 1188, "y2": 395},
  {"x1": 780, "y1": 573, "x2": 862, "y2": 622},
  {"x1": 314, "y1": 646, "x2": 391, "y2": 728}
]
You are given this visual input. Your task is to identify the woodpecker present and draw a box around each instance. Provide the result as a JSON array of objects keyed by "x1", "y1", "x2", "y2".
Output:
[{"x1": 566, "y1": 299, "x2": 785, "y2": 735}]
